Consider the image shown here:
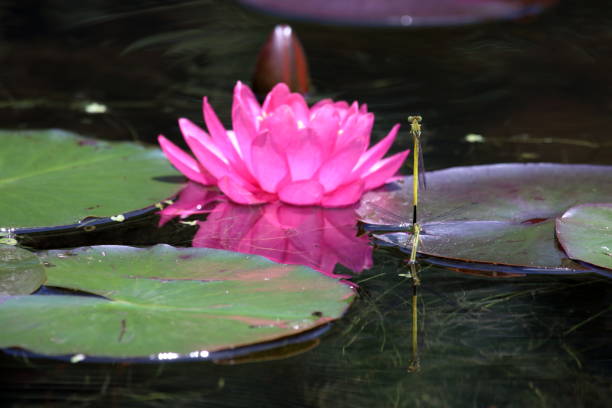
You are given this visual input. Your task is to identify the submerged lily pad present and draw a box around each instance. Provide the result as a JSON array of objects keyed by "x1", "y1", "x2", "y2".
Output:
[
  {"x1": 556, "y1": 204, "x2": 612, "y2": 270},
  {"x1": 0, "y1": 245, "x2": 354, "y2": 359},
  {"x1": 358, "y1": 163, "x2": 612, "y2": 272},
  {"x1": 0, "y1": 130, "x2": 182, "y2": 231},
  {"x1": 0, "y1": 245, "x2": 46, "y2": 295},
  {"x1": 238, "y1": 0, "x2": 557, "y2": 27}
]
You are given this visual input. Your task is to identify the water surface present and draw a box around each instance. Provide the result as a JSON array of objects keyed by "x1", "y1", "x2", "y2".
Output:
[{"x1": 1, "y1": 0, "x2": 611, "y2": 406}]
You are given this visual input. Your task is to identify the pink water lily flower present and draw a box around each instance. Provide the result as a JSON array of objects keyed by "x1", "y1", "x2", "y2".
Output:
[{"x1": 158, "y1": 81, "x2": 409, "y2": 207}]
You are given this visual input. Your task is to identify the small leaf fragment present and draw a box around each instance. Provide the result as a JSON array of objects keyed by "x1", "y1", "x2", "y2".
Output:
[{"x1": 556, "y1": 203, "x2": 612, "y2": 270}]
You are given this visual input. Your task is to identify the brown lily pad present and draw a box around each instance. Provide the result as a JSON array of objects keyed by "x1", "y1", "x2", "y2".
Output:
[{"x1": 358, "y1": 163, "x2": 612, "y2": 273}]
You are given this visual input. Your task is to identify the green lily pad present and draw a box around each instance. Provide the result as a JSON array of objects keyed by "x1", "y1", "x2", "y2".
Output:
[
  {"x1": 0, "y1": 245, "x2": 46, "y2": 295},
  {"x1": 358, "y1": 163, "x2": 612, "y2": 271},
  {"x1": 556, "y1": 203, "x2": 612, "y2": 270},
  {"x1": 0, "y1": 245, "x2": 354, "y2": 359},
  {"x1": 0, "y1": 129, "x2": 182, "y2": 231}
]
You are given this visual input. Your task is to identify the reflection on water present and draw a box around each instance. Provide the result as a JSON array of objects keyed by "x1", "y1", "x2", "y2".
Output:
[
  {"x1": 161, "y1": 182, "x2": 372, "y2": 278},
  {"x1": 1, "y1": 0, "x2": 612, "y2": 406}
]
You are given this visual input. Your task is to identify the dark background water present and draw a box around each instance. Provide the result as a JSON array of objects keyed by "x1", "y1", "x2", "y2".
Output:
[{"x1": 1, "y1": 0, "x2": 611, "y2": 406}]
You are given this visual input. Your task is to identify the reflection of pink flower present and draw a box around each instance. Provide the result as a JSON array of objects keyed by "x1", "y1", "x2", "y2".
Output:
[
  {"x1": 160, "y1": 182, "x2": 373, "y2": 279},
  {"x1": 158, "y1": 184, "x2": 221, "y2": 226},
  {"x1": 158, "y1": 81, "x2": 409, "y2": 207}
]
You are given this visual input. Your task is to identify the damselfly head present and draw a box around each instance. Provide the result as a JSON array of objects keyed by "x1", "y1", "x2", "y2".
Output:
[{"x1": 407, "y1": 116, "x2": 422, "y2": 135}]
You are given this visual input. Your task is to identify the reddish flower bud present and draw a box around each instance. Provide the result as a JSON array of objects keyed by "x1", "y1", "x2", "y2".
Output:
[{"x1": 252, "y1": 25, "x2": 310, "y2": 95}]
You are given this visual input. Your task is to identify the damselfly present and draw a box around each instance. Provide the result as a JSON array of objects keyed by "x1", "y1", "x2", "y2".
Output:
[{"x1": 407, "y1": 115, "x2": 427, "y2": 226}]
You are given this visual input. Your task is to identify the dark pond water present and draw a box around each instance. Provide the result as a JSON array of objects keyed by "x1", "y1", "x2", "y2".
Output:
[{"x1": 1, "y1": 0, "x2": 611, "y2": 406}]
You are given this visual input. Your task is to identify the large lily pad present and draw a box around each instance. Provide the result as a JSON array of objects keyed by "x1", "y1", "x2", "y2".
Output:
[
  {"x1": 0, "y1": 130, "x2": 182, "y2": 231},
  {"x1": 556, "y1": 203, "x2": 612, "y2": 270},
  {"x1": 358, "y1": 163, "x2": 612, "y2": 272},
  {"x1": 0, "y1": 245, "x2": 354, "y2": 359},
  {"x1": 0, "y1": 245, "x2": 46, "y2": 295}
]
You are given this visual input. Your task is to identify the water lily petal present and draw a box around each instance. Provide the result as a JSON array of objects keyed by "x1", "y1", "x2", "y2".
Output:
[
  {"x1": 336, "y1": 111, "x2": 373, "y2": 153},
  {"x1": 232, "y1": 82, "x2": 263, "y2": 177},
  {"x1": 278, "y1": 179, "x2": 324, "y2": 205},
  {"x1": 310, "y1": 98, "x2": 333, "y2": 114},
  {"x1": 251, "y1": 132, "x2": 289, "y2": 193},
  {"x1": 261, "y1": 104, "x2": 300, "y2": 150},
  {"x1": 321, "y1": 180, "x2": 364, "y2": 207},
  {"x1": 202, "y1": 97, "x2": 228, "y2": 145},
  {"x1": 262, "y1": 82, "x2": 291, "y2": 114},
  {"x1": 309, "y1": 104, "x2": 340, "y2": 158},
  {"x1": 318, "y1": 141, "x2": 364, "y2": 192},
  {"x1": 284, "y1": 93, "x2": 310, "y2": 126},
  {"x1": 362, "y1": 149, "x2": 410, "y2": 190},
  {"x1": 179, "y1": 118, "x2": 231, "y2": 180},
  {"x1": 203, "y1": 98, "x2": 258, "y2": 184},
  {"x1": 231, "y1": 102, "x2": 259, "y2": 172},
  {"x1": 204, "y1": 97, "x2": 260, "y2": 184},
  {"x1": 352, "y1": 124, "x2": 401, "y2": 177},
  {"x1": 356, "y1": 112, "x2": 375, "y2": 148},
  {"x1": 234, "y1": 81, "x2": 262, "y2": 120},
  {"x1": 218, "y1": 175, "x2": 274, "y2": 205},
  {"x1": 334, "y1": 100, "x2": 350, "y2": 112},
  {"x1": 202, "y1": 97, "x2": 239, "y2": 160},
  {"x1": 158, "y1": 135, "x2": 215, "y2": 185},
  {"x1": 286, "y1": 129, "x2": 323, "y2": 181},
  {"x1": 336, "y1": 101, "x2": 359, "y2": 126}
]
